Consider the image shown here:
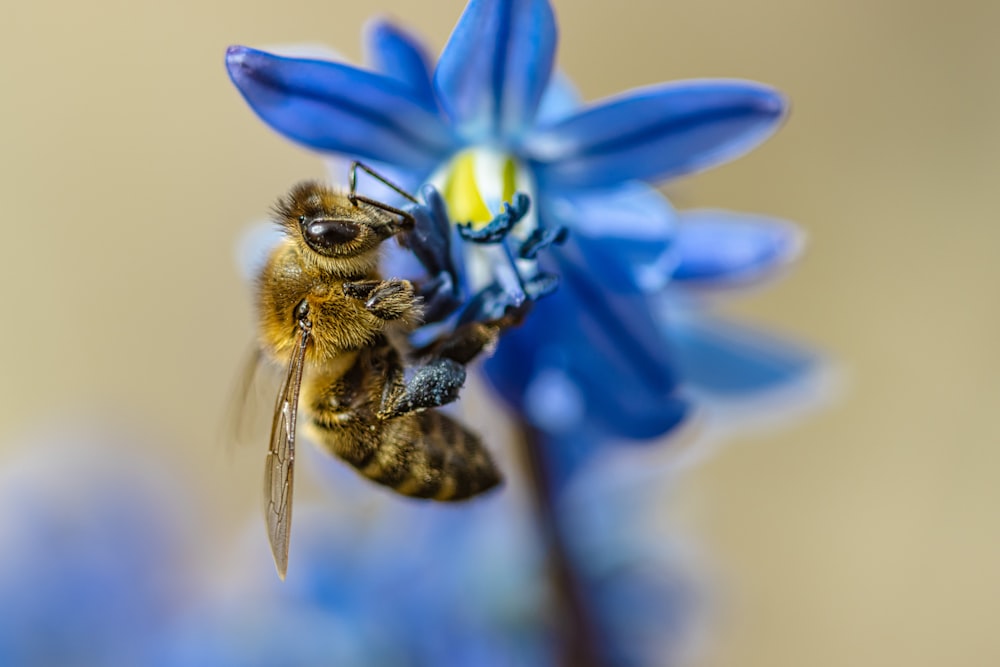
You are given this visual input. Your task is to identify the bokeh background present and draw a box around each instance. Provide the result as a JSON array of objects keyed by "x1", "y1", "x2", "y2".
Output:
[{"x1": 2, "y1": 0, "x2": 998, "y2": 665}]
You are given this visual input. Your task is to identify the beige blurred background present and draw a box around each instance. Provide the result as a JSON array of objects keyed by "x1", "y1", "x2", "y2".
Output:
[{"x1": 1, "y1": 0, "x2": 998, "y2": 665}]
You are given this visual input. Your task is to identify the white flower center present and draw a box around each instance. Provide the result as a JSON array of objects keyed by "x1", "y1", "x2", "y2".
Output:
[{"x1": 428, "y1": 148, "x2": 540, "y2": 306}]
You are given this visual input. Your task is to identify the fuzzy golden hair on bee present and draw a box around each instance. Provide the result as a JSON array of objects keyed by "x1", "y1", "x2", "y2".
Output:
[{"x1": 271, "y1": 181, "x2": 338, "y2": 230}]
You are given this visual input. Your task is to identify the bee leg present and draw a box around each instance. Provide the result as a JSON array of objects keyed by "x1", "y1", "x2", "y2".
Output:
[
  {"x1": 343, "y1": 279, "x2": 418, "y2": 321},
  {"x1": 377, "y1": 357, "x2": 466, "y2": 420},
  {"x1": 342, "y1": 279, "x2": 379, "y2": 301},
  {"x1": 377, "y1": 356, "x2": 408, "y2": 419},
  {"x1": 383, "y1": 302, "x2": 529, "y2": 420},
  {"x1": 421, "y1": 322, "x2": 500, "y2": 365},
  {"x1": 415, "y1": 301, "x2": 532, "y2": 365}
]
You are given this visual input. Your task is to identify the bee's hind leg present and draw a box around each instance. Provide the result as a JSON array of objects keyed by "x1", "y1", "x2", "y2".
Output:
[
  {"x1": 377, "y1": 357, "x2": 467, "y2": 421},
  {"x1": 378, "y1": 306, "x2": 528, "y2": 421},
  {"x1": 413, "y1": 300, "x2": 532, "y2": 366}
]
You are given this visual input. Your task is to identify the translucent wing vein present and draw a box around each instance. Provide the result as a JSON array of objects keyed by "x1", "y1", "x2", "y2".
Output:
[{"x1": 264, "y1": 327, "x2": 310, "y2": 580}]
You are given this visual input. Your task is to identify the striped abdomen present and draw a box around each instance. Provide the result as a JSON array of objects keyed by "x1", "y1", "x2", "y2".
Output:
[
  {"x1": 308, "y1": 408, "x2": 501, "y2": 501},
  {"x1": 301, "y1": 335, "x2": 501, "y2": 501}
]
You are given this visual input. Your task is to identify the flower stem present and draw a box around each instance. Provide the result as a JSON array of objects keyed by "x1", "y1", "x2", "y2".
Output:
[{"x1": 518, "y1": 423, "x2": 607, "y2": 667}]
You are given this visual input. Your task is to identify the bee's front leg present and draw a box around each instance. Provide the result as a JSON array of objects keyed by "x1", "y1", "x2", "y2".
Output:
[{"x1": 343, "y1": 279, "x2": 418, "y2": 321}]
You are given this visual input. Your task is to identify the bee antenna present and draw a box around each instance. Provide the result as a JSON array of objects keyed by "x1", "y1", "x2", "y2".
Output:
[
  {"x1": 348, "y1": 161, "x2": 419, "y2": 205},
  {"x1": 351, "y1": 194, "x2": 415, "y2": 230}
]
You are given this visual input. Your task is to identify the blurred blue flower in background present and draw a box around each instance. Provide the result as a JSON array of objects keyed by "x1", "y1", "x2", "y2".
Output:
[
  {"x1": 225, "y1": 0, "x2": 815, "y2": 464},
  {"x1": 0, "y1": 429, "x2": 189, "y2": 667},
  {"x1": 157, "y1": 466, "x2": 699, "y2": 667},
  {"x1": 0, "y1": 429, "x2": 701, "y2": 667},
  {"x1": 162, "y1": 496, "x2": 553, "y2": 667}
]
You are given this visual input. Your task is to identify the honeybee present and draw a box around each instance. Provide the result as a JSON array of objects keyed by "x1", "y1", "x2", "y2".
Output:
[{"x1": 255, "y1": 163, "x2": 518, "y2": 579}]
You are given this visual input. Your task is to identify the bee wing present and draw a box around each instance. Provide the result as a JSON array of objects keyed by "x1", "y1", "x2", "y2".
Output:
[
  {"x1": 264, "y1": 326, "x2": 310, "y2": 580},
  {"x1": 224, "y1": 345, "x2": 267, "y2": 453}
]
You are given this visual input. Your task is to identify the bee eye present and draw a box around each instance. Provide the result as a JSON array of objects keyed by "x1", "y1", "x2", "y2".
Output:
[{"x1": 303, "y1": 218, "x2": 361, "y2": 253}]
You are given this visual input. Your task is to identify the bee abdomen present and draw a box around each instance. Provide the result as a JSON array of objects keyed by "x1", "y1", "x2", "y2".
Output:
[{"x1": 352, "y1": 411, "x2": 501, "y2": 501}]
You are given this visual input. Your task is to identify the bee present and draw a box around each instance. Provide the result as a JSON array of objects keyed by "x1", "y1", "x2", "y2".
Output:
[{"x1": 255, "y1": 163, "x2": 514, "y2": 579}]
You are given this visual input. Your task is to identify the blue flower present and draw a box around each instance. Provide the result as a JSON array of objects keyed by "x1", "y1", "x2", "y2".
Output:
[
  {"x1": 0, "y1": 425, "x2": 704, "y2": 667},
  {"x1": 160, "y1": 468, "x2": 699, "y2": 667},
  {"x1": 225, "y1": 0, "x2": 812, "y2": 458},
  {"x1": 0, "y1": 429, "x2": 189, "y2": 667},
  {"x1": 160, "y1": 496, "x2": 554, "y2": 667}
]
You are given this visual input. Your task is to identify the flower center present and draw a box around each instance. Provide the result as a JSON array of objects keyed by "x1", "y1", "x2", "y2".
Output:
[
  {"x1": 440, "y1": 150, "x2": 520, "y2": 231},
  {"x1": 430, "y1": 148, "x2": 542, "y2": 308}
]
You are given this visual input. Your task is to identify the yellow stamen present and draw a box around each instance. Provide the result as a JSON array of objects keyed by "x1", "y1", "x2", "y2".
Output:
[
  {"x1": 440, "y1": 150, "x2": 522, "y2": 230},
  {"x1": 442, "y1": 151, "x2": 492, "y2": 228},
  {"x1": 501, "y1": 156, "x2": 517, "y2": 204}
]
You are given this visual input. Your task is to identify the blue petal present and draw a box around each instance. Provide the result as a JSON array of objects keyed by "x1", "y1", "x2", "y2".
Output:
[
  {"x1": 526, "y1": 80, "x2": 786, "y2": 189},
  {"x1": 434, "y1": 0, "x2": 558, "y2": 141},
  {"x1": 378, "y1": 176, "x2": 459, "y2": 282},
  {"x1": 671, "y1": 210, "x2": 804, "y2": 287},
  {"x1": 542, "y1": 182, "x2": 678, "y2": 293},
  {"x1": 483, "y1": 243, "x2": 690, "y2": 441},
  {"x1": 226, "y1": 46, "x2": 458, "y2": 171},
  {"x1": 535, "y1": 70, "x2": 581, "y2": 124},
  {"x1": 381, "y1": 236, "x2": 429, "y2": 281},
  {"x1": 363, "y1": 19, "x2": 437, "y2": 111},
  {"x1": 663, "y1": 310, "x2": 817, "y2": 398}
]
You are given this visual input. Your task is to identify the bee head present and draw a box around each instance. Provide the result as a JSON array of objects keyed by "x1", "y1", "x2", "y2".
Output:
[{"x1": 274, "y1": 181, "x2": 401, "y2": 260}]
